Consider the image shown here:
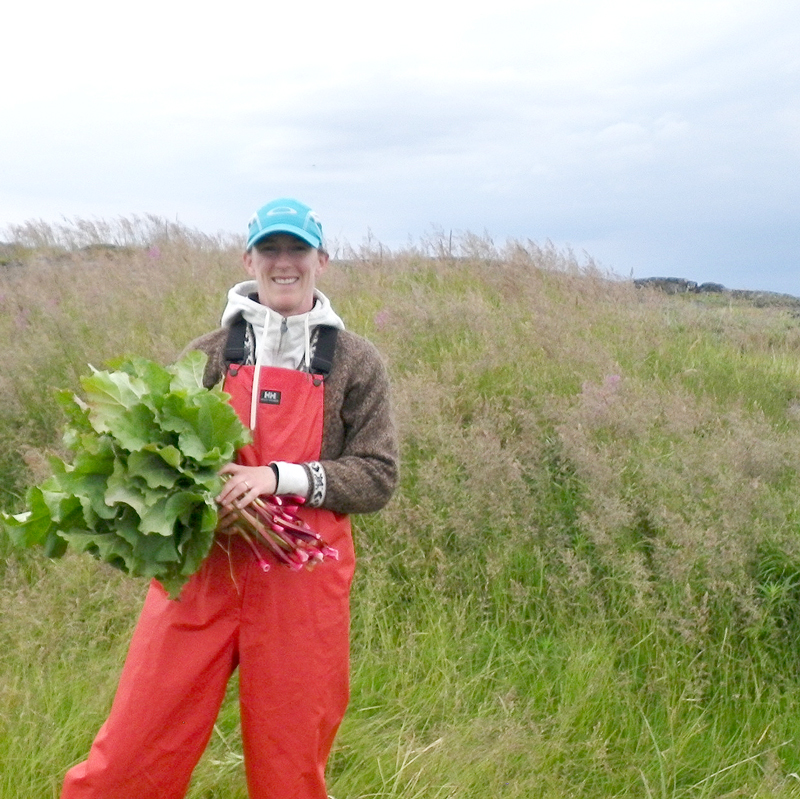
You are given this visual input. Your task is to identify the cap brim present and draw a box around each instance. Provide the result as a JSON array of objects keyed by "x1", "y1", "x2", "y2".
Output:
[{"x1": 248, "y1": 225, "x2": 321, "y2": 249}]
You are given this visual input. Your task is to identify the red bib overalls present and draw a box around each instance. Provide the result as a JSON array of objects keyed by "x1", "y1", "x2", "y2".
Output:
[{"x1": 61, "y1": 363, "x2": 355, "y2": 799}]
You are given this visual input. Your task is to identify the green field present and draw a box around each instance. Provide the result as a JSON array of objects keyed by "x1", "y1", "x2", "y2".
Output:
[{"x1": 4, "y1": 218, "x2": 800, "y2": 797}]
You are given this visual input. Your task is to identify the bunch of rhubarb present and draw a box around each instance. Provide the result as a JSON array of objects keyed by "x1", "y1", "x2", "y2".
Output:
[
  {"x1": 0, "y1": 351, "x2": 336, "y2": 598},
  {"x1": 232, "y1": 493, "x2": 338, "y2": 572}
]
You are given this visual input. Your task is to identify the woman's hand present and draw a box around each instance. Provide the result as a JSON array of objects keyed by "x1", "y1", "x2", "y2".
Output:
[{"x1": 215, "y1": 464, "x2": 277, "y2": 533}]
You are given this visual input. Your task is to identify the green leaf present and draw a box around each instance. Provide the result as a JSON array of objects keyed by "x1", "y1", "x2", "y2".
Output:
[
  {"x1": 107, "y1": 403, "x2": 161, "y2": 452},
  {"x1": 64, "y1": 529, "x2": 134, "y2": 573},
  {"x1": 160, "y1": 390, "x2": 249, "y2": 465},
  {"x1": 6, "y1": 351, "x2": 250, "y2": 595},
  {"x1": 81, "y1": 366, "x2": 146, "y2": 415},
  {"x1": 44, "y1": 529, "x2": 69, "y2": 558},
  {"x1": 109, "y1": 356, "x2": 172, "y2": 401},
  {"x1": 47, "y1": 455, "x2": 118, "y2": 523},
  {"x1": 1, "y1": 486, "x2": 54, "y2": 547},
  {"x1": 139, "y1": 491, "x2": 203, "y2": 537},
  {"x1": 176, "y1": 504, "x2": 218, "y2": 574},
  {"x1": 81, "y1": 369, "x2": 166, "y2": 451},
  {"x1": 154, "y1": 444, "x2": 183, "y2": 470},
  {"x1": 69, "y1": 435, "x2": 116, "y2": 475},
  {"x1": 133, "y1": 533, "x2": 181, "y2": 565},
  {"x1": 105, "y1": 460, "x2": 159, "y2": 518},
  {"x1": 56, "y1": 390, "x2": 93, "y2": 444},
  {"x1": 127, "y1": 448, "x2": 182, "y2": 489},
  {"x1": 41, "y1": 485, "x2": 84, "y2": 526},
  {"x1": 168, "y1": 349, "x2": 209, "y2": 393}
]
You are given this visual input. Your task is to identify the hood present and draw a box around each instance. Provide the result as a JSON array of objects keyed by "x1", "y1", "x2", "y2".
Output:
[{"x1": 220, "y1": 280, "x2": 345, "y2": 371}]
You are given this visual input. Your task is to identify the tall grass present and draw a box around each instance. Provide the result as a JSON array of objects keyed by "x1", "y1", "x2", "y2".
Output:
[{"x1": 4, "y1": 218, "x2": 800, "y2": 797}]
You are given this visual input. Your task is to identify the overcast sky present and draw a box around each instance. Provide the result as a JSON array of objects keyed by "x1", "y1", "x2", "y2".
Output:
[{"x1": 2, "y1": 0, "x2": 798, "y2": 294}]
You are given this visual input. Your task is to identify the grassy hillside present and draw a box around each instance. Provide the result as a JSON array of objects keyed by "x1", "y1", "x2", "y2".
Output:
[{"x1": 4, "y1": 219, "x2": 800, "y2": 797}]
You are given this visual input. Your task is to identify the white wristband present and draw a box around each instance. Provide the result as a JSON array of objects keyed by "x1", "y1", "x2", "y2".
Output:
[{"x1": 271, "y1": 461, "x2": 310, "y2": 498}]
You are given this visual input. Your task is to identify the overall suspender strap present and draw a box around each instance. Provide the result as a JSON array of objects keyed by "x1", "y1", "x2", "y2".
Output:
[
  {"x1": 224, "y1": 313, "x2": 249, "y2": 365},
  {"x1": 223, "y1": 313, "x2": 338, "y2": 377},
  {"x1": 310, "y1": 325, "x2": 338, "y2": 378}
]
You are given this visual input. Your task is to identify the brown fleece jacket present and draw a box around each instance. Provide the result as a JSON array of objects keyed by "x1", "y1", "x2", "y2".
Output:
[{"x1": 185, "y1": 327, "x2": 399, "y2": 516}]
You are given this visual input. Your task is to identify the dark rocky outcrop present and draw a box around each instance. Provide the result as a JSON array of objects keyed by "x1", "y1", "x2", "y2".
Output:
[
  {"x1": 634, "y1": 277, "x2": 697, "y2": 294},
  {"x1": 696, "y1": 282, "x2": 726, "y2": 293},
  {"x1": 634, "y1": 276, "x2": 800, "y2": 307}
]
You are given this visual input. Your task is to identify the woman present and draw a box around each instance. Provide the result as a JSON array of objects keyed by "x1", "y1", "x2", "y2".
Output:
[{"x1": 61, "y1": 198, "x2": 399, "y2": 799}]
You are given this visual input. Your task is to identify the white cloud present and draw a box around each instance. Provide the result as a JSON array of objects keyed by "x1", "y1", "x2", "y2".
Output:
[{"x1": 1, "y1": 0, "x2": 798, "y2": 292}]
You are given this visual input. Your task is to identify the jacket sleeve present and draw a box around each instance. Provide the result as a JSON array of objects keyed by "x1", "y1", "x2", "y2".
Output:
[{"x1": 311, "y1": 337, "x2": 399, "y2": 515}]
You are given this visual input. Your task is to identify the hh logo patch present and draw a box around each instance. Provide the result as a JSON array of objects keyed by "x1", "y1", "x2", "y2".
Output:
[{"x1": 259, "y1": 389, "x2": 281, "y2": 405}]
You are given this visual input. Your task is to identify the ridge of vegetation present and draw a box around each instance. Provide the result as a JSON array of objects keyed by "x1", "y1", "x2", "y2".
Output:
[{"x1": 4, "y1": 217, "x2": 800, "y2": 798}]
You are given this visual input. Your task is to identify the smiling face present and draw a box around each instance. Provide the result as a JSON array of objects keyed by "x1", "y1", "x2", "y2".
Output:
[{"x1": 243, "y1": 232, "x2": 329, "y2": 316}]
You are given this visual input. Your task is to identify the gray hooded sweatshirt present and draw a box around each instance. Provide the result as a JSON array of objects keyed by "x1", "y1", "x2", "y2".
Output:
[{"x1": 219, "y1": 281, "x2": 346, "y2": 498}]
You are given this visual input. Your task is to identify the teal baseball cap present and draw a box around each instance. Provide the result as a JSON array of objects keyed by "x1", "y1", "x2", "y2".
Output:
[{"x1": 246, "y1": 198, "x2": 324, "y2": 250}]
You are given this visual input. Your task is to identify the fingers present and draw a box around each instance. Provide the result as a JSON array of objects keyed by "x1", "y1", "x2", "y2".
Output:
[
  {"x1": 215, "y1": 465, "x2": 278, "y2": 509},
  {"x1": 215, "y1": 507, "x2": 240, "y2": 535},
  {"x1": 216, "y1": 477, "x2": 254, "y2": 510}
]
